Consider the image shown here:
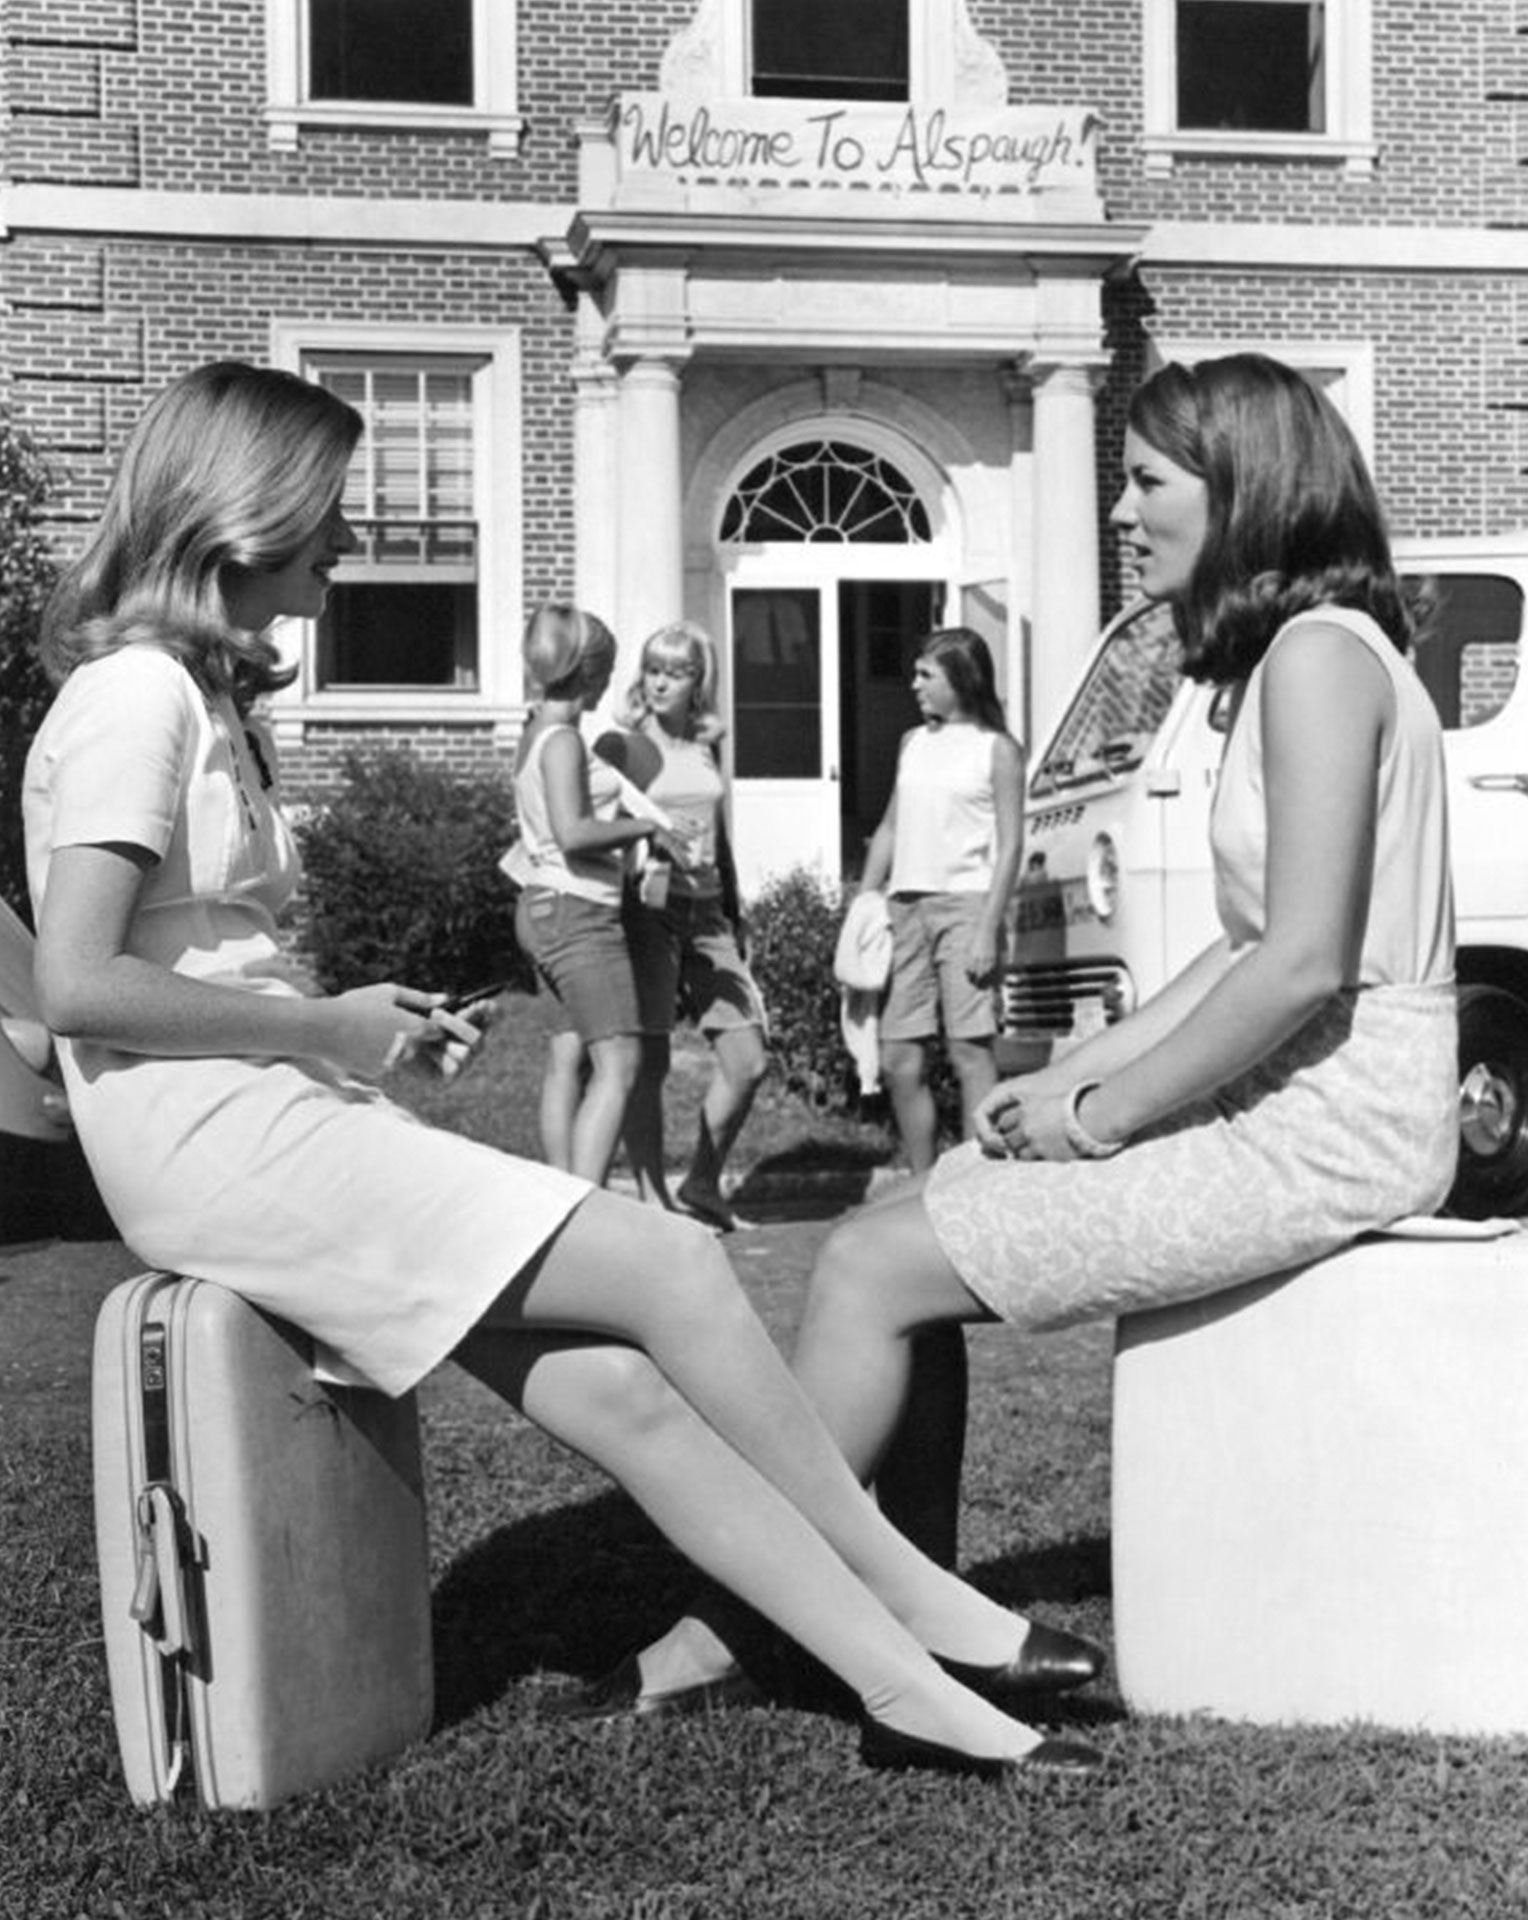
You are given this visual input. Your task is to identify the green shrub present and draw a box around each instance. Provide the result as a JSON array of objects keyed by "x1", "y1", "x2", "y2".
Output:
[
  {"x1": 293, "y1": 749, "x2": 532, "y2": 995},
  {"x1": 746, "y1": 867, "x2": 858, "y2": 1111},
  {"x1": 0, "y1": 419, "x2": 61, "y2": 925},
  {"x1": 746, "y1": 865, "x2": 963, "y2": 1141}
]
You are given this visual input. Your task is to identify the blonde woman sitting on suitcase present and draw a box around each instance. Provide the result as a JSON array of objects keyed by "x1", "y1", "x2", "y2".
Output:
[{"x1": 22, "y1": 361, "x2": 1101, "y2": 1781}]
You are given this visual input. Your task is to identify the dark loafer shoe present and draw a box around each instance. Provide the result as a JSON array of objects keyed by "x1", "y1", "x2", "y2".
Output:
[
  {"x1": 860, "y1": 1718, "x2": 1103, "y2": 1778},
  {"x1": 938, "y1": 1620, "x2": 1105, "y2": 1703},
  {"x1": 541, "y1": 1653, "x2": 764, "y2": 1724}
]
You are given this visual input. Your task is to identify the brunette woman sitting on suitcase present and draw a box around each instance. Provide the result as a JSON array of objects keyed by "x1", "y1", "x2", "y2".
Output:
[{"x1": 22, "y1": 361, "x2": 1102, "y2": 1781}]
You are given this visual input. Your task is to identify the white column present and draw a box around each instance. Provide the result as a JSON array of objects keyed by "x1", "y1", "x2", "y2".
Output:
[
  {"x1": 1029, "y1": 360, "x2": 1103, "y2": 742},
  {"x1": 1002, "y1": 368, "x2": 1035, "y2": 745},
  {"x1": 615, "y1": 355, "x2": 686, "y2": 664},
  {"x1": 571, "y1": 295, "x2": 620, "y2": 637}
]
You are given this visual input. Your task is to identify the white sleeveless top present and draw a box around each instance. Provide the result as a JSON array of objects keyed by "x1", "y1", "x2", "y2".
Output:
[
  {"x1": 513, "y1": 722, "x2": 626, "y2": 907},
  {"x1": 889, "y1": 724, "x2": 1000, "y2": 895},
  {"x1": 1210, "y1": 605, "x2": 1454, "y2": 987}
]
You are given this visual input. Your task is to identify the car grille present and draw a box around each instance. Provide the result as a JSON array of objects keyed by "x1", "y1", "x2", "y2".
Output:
[{"x1": 1001, "y1": 960, "x2": 1134, "y2": 1037}]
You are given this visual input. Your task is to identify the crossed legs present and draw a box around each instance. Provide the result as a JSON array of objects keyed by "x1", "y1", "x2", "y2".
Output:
[
  {"x1": 632, "y1": 1184, "x2": 994, "y2": 1682},
  {"x1": 456, "y1": 1189, "x2": 1038, "y2": 1757}
]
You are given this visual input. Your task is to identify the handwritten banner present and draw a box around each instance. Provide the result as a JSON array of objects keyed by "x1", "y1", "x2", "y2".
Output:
[{"x1": 615, "y1": 94, "x2": 1100, "y2": 202}]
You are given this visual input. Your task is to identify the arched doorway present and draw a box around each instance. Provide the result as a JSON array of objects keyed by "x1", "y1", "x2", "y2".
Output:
[{"x1": 718, "y1": 433, "x2": 953, "y2": 894}]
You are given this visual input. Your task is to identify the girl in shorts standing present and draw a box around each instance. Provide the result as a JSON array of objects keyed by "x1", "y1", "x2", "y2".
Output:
[
  {"x1": 512, "y1": 605, "x2": 689, "y2": 1184},
  {"x1": 858, "y1": 628, "x2": 1026, "y2": 1175}
]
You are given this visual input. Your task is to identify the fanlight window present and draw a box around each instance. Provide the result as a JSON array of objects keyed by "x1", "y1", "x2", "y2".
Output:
[{"x1": 719, "y1": 441, "x2": 931, "y2": 544}]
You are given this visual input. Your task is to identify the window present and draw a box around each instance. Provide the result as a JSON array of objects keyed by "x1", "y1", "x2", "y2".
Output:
[
  {"x1": 311, "y1": 360, "x2": 481, "y2": 691},
  {"x1": 268, "y1": 322, "x2": 523, "y2": 731},
  {"x1": 1148, "y1": 340, "x2": 1376, "y2": 466},
  {"x1": 667, "y1": 1, "x2": 1004, "y2": 110},
  {"x1": 1409, "y1": 575, "x2": 1524, "y2": 733},
  {"x1": 1030, "y1": 601, "x2": 1182, "y2": 799},
  {"x1": 731, "y1": 588, "x2": 822, "y2": 777},
  {"x1": 265, "y1": 0, "x2": 521, "y2": 150},
  {"x1": 1141, "y1": 0, "x2": 1372, "y2": 172},
  {"x1": 751, "y1": 0, "x2": 908, "y2": 101},
  {"x1": 308, "y1": 0, "x2": 471, "y2": 107},
  {"x1": 719, "y1": 440, "x2": 931, "y2": 543},
  {"x1": 1177, "y1": 1, "x2": 1321, "y2": 132}
]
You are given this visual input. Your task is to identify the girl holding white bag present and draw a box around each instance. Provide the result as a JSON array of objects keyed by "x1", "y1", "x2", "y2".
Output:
[{"x1": 509, "y1": 604, "x2": 692, "y2": 1184}]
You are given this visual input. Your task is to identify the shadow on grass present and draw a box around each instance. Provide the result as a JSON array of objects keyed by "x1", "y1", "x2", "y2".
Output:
[
  {"x1": 431, "y1": 1488, "x2": 1119, "y2": 1734},
  {"x1": 731, "y1": 1136, "x2": 896, "y2": 1213},
  {"x1": 968, "y1": 1535, "x2": 1113, "y2": 1608},
  {"x1": 431, "y1": 1487, "x2": 702, "y2": 1729}
]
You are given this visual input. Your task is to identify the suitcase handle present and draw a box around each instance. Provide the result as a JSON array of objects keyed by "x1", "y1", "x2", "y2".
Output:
[{"x1": 130, "y1": 1482, "x2": 193, "y2": 1658}]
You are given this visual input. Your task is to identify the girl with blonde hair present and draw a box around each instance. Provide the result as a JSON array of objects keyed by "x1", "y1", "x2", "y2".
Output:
[
  {"x1": 26, "y1": 361, "x2": 1099, "y2": 1782},
  {"x1": 512, "y1": 602, "x2": 688, "y2": 1184},
  {"x1": 599, "y1": 620, "x2": 768, "y2": 1230}
]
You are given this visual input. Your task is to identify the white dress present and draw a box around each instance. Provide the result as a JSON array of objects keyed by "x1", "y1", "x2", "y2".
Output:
[
  {"x1": 922, "y1": 607, "x2": 1459, "y2": 1327},
  {"x1": 23, "y1": 644, "x2": 589, "y2": 1396}
]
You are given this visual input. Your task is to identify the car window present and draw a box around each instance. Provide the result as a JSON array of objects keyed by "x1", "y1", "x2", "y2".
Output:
[
  {"x1": 1406, "y1": 571, "x2": 1523, "y2": 731},
  {"x1": 1030, "y1": 601, "x2": 1182, "y2": 797}
]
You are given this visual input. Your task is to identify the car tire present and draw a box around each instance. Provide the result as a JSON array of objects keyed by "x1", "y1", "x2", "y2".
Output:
[{"x1": 1448, "y1": 983, "x2": 1528, "y2": 1219}]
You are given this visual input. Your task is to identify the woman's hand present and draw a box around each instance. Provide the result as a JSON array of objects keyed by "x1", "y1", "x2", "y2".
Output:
[
  {"x1": 974, "y1": 1075, "x2": 1081, "y2": 1161},
  {"x1": 319, "y1": 984, "x2": 479, "y2": 1082},
  {"x1": 651, "y1": 823, "x2": 698, "y2": 869},
  {"x1": 964, "y1": 923, "x2": 1003, "y2": 988}
]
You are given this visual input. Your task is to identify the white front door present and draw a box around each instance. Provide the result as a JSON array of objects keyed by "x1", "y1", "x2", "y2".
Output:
[{"x1": 728, "y1": 581, "x2": 842, "y2": 899}]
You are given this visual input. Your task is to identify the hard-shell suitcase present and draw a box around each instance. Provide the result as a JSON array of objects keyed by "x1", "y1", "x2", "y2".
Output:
[{"x1": 93, "y1": 1272, "x2": 434, "y2": 1809}]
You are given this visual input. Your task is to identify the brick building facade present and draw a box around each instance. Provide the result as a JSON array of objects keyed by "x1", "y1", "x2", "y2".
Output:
[{"x1": 4, "y1": 0, "x2": 1527, "y2": 892}]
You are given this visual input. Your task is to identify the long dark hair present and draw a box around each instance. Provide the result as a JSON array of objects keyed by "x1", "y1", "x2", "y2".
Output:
[
  {"x1": 1128, "y1": 353, "x2": 1414, "y2": 684},
  {"x1": 919, "y1": 626, "x2": 1010, "y2": 732}
]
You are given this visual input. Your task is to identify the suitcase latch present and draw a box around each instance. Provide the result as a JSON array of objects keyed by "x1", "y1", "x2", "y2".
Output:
[{"x1": 130, "y1": 1481, "x2": 193, "y2": 1657}]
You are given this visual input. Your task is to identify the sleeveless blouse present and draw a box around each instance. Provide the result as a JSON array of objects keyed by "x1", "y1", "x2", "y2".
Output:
[
  {"x1": 513, "y1": 722, "x2": 626, "y2": 908},
  {"x1": 1211, "y1": 605, "x2": 1454, "y2": 987},
  {"x1": 889, "y1": 725, "x2": 1000, "y2": 895}
]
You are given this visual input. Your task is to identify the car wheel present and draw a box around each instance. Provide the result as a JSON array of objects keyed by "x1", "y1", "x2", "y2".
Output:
[{"x1": 1448, "y1": 983, "x2": 1528, "y2": 1219}]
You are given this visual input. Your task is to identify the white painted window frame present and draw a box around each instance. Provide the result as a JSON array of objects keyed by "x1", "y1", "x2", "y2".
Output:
[
  {"x1": 267, "y1": 320, "x2": 524, "y2": 734},
  {"x1": 1141, "y1": 0, "x2": 1375, "y2": 175},
  {"x1": 709, "y1": 0, "x2": 994, "y2": 103},
  {"x1": 264, "y1": 0, "x2": 522, "y2": 152},
  {"x1": 1148, "y1": 336, "x2": 1377, "y2": 464}
]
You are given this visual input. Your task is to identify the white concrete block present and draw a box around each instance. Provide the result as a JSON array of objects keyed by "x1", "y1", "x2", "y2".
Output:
[{"x1": 1111, "y1": 1225, "x2": 1528, "y2": 1733}]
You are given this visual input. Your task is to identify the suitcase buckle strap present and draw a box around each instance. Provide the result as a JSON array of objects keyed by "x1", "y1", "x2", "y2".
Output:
[
  {"x1": 130, "y1": 1481, "x2": 193, "y2": 1658},
  {"x1": 129, "y1": 1479, "x2": 193, "y2": 1795}
]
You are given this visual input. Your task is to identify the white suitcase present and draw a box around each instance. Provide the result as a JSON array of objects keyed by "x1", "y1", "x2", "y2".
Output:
[{"x1": 93, "y1": 1272, "x2": 434, "y2": 1807}]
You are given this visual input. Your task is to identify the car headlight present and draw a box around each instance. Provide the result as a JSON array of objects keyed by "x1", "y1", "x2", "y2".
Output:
[{"x1": 1086, "y1": 831, "x2": 1120, "y2": 922}]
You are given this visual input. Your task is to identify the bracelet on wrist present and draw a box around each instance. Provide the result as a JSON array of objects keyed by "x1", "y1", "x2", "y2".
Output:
[{"x1": 1063, "y1": 1081, "x2": 1125, "y2": 1160}]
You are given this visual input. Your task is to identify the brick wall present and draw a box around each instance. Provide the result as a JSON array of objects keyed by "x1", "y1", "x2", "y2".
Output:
[
  {"x1": 9, "y1": 0, "x2": 1528, "y2": 788},
  {"x1": 278, "y1": 723, "x2": 515, "y2": 802},
  {"x1": 1135, "y1": 268, "x2": 1528, "y2": 538},
  {"x1": 976, "y1": 0, "x2": 1520, "y2": 228},
  {"x1": 3, "y1": 236, "x2": 576, "y2": 550}
]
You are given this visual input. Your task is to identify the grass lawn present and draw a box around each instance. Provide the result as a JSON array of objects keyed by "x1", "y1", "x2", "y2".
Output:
[
  {"x1": 5, "y1": 995, "x2": 1528, "y2": 1918},
  {"x1": 393, "y1": 986, "x2": 903, "y2": 1203}
]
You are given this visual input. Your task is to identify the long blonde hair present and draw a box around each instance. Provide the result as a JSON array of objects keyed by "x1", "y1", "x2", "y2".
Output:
[
  {"x1": 40, "y1": 361, "x2": 362, "y2": 710},
  {"x1": 619, "y1": 620, "x2": 724, "y2": 744}
]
